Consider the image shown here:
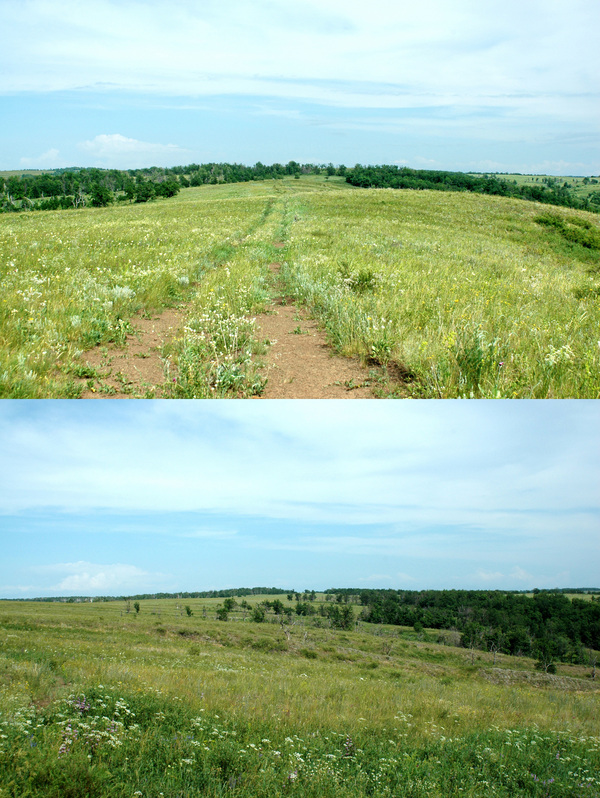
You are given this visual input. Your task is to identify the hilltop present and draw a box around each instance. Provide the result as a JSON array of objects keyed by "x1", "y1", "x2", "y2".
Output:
[{"x1": 1, "y1": 175, "x2": 599, "y2": 398}]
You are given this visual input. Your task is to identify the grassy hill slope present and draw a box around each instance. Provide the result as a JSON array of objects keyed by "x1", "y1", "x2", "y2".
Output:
[
  {"x1": 1, "y1": 597, "x2": 598, "y2": 797},
  {"x1": 1, "y1": 177, "x2": 599, "y2": 398}
]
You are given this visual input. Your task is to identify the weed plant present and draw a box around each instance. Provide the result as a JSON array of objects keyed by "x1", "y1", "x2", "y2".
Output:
[
  {"x1": 1, "y1": 599, "x2": 598, "y2": 797},
  {"x1": 165, "y1": 199, "x2": 280, "y2": 397}
]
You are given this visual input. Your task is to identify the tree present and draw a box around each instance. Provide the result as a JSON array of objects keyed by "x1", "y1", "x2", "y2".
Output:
[
  {"x1": 122, "y1": 180, "x2": 136, "y2": 201},
  {"x1": 251, "y1": 605, "x2": 266, "y2": 623},
  {"x1": 534, "y1": 639, "x2": 557, "y2": 674},
  {"x1": 155, "y1": 179, "x2": 180, "y2": 198},
  {"x1": 6, "y1": 177, "x2": 25, "y2": 201},
  {"x1": 271, "y1": 599, "x2": 284, "y2": 615},
  {"x1": 135, "y1": 181, "x2": 156, "y2": 203},
  {"x1": 327, "y1": 604, "x2": 354, "y2": 630},
  {"x1": 89, "y1": 183, "x2": 113, "y2": 207},
  {"x1": 588, "y1": 649, "x2": 598, "y2": 680},
  {"x1": 133, "y1": 601, "x2": 140, "y2": 614},
  {"x1": 461, "y1": 622, "x2": 485, "y2": 664}
]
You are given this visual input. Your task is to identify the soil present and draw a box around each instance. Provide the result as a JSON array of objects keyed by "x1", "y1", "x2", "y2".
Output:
[
  {"x1": 253, "y1": 263, "x2": 376, "y2": 398},
  {"x1": 76, "y1": 258, "x2": 396, "y2": 399},
  {"x1": 482, "y1": 667, "x2": 600, "y2": 692},
  {"x1": 77, "y1": 308, "x2": 183, "y2": 399}
]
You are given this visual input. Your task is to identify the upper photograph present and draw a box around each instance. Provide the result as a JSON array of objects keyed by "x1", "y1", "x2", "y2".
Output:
[{"x1": 1, "y1": 0, "x2": 598, "y2": 399}]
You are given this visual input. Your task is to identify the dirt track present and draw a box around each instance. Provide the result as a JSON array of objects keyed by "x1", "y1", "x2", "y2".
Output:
[
  {"x1": 77, "y1": 262, "x2": 379, "y2": 400},
  {"x1": 253, "y1": 261, "x2": 375, "y2": 398}
]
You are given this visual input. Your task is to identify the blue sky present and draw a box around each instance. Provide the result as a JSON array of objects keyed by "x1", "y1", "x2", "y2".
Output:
[
  {"x1": 1, "y1": 0, "x2": 598, "y2": 174},
  {"x1": 1, "y1": 401, "x2": 598, "y2": 597}
]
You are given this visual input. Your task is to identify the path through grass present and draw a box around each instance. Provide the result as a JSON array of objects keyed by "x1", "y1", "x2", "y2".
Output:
[{"x1": 2, "y1": 177, "x2": 599, "y2": 397}]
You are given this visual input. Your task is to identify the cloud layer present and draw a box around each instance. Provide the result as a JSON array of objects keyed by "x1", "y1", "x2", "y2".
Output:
[
  {"x1": 36, "y1": 561, "x2": 155, "y2": 593},
  {"x1": 1, "y1": 1, "x2": 598, "y2": 172},
  {"x1": 2, "y1": 402, "x2": 598, "y2": 526},
  {"x1": 1, "y1": 401, "x2": 598, "y2": 595},
  {"x1": 2, "y1": 1, "x2": 597, "y2": 112},
  {"x1": 78, "y1": 133, "x2": 188, "y2": 165}
]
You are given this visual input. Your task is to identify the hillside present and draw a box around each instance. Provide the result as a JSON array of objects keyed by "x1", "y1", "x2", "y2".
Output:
[
  {"x1": 0, "y1": 596, "x2": 598, "y2": 797},
  {"x1": 1, "y1": 176, "x2": 599, "y2": 398}
]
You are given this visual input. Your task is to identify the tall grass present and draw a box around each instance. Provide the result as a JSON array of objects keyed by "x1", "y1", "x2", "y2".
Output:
[
  {"x1": 279, "y1": 188, "x2": 600, "y2": 397},
  {"x1": 1, "y1": 599, "x2": 598, "y2": 796},
  {"x1": 0, "y1": 185, "x2": 275, "y2": 397},
  {"x1": 2, "y1": 179, "x2": 599, "y2": 397}
]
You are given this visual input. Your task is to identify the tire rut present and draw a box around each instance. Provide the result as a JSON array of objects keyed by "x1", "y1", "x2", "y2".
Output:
[{"x1": 254, "y1": 261, "x2": 378, "y2": 399}]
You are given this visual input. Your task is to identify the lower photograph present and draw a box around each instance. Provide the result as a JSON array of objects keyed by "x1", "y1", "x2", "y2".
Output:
[{"x1": 0, "y1": 399, "x2": 599, "y2": 798}]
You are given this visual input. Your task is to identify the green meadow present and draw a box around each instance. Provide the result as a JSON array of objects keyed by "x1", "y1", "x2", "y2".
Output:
[
  {"x1": 1, "y1": 176, "x2": 599, "y2": 398},
  {"x1": 1, "y1": 596, "x2": 598, "y2": 797}
]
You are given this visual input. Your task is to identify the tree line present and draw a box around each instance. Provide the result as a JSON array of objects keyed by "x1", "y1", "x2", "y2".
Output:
[
  {"x1": 351, "y1": 588, "x2": 600, "y2": 669},
  {"x1": 212, "y1": 596, "x2": 355, "y2": 630},
  {"x1": 0, "y1": 161, "x2": 339, "y2": 214},
  {"x1": 4, "y1": 161, "x2": 598, "y2": 215},
  {"x1": 24, "y1": 587, "x2": 292, "y2": 603},
  {"x1": 344, "y1": 165, "x2": 600, "y2": 213},
  {"x1": 0, "y1": 167, "x2": 181, "y2": 213}
]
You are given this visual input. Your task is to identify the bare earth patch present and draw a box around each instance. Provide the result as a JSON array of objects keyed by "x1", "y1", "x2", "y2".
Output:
[
  {"x1": 482, "y1": 668, "x2": 600, "y2": 692},
  {"x1": 77, "y1": 308, "x2": 183, "y2": 398},
  {"x1": 255, "y1": 263, "x2": 376, "y2": 399}
]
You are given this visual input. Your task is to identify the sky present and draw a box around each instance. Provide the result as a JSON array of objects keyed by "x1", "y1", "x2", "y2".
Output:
[
  {"x1": 0, "y1": 400, "x2": 598, "y2": 598},
  {"x1": 0, "y1": 0, "x2": 599, "y2": 174}
]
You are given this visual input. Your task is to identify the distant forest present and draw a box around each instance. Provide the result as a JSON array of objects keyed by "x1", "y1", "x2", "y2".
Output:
[
  {"x1": 344, "y1": 165, "x2": 600, "y2": 213},
  {"x1": 23, "y1": 587, "x2": 292, "y2": 603},
  {"x1": 2, "y1": 161, "x2": 599, "y2": 214},
  {"x1": 330, "y1": 588, "x2": 600, "y2": 669},
  {"x1": 0, "y1": 161, "x2": 325, "y2": 213}
]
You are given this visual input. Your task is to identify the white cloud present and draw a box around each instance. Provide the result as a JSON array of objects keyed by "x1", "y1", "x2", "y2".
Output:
[
  {"x1": 179, "y1": 529, "x2": 238, "y2": 539},
  {"x1": 0, "y1": 0, "x2": 597, "y2": 119},
  {"x1": 1, "y1": 402, "x2": 599, "y2": 535},
  {"x1": 396, "y1": 572, "x2": 418, "y2": 583},
  {"x1": 510, "y1": 566, "x2": 533, "y2": 583},
  {"x1": 36, "y1": 561, "x2": 158, "y2": 593},
  {"x1": 356, "y1": 572, "x2": 416, "y2": 584},
  {"x1": 473, "y1": 565, "x2": 574, "y2": 590},
  {"x1": 1, "y1": 0, "x2": 598, "y2": 172},
  {"x1": 77, "y1": 134, "x2": 188, "y2": 167},
  {"x1": 20, "y1": 148, "x2": 63, "y2": 168},
  {"x1": 412, "y1": 156, "x2": 442, "y2": 167},
  {"x1": 476, "y1": 569, "x2": 506, "y2": 582},
  {"x1": 1, "y1": 402, "x2": 597, "y2": 594}
]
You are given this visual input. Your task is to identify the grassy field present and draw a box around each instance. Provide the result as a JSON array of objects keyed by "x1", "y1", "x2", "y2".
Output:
[
  {"x1": 0, "y1": 596, "x2": 598, "y2": 797},
  {"x1": 1, "y1": 176, "x2": 599, "y2": 398},
  {"x1": 492, "y1": 174, "x2": 600, "y2": 200}
]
